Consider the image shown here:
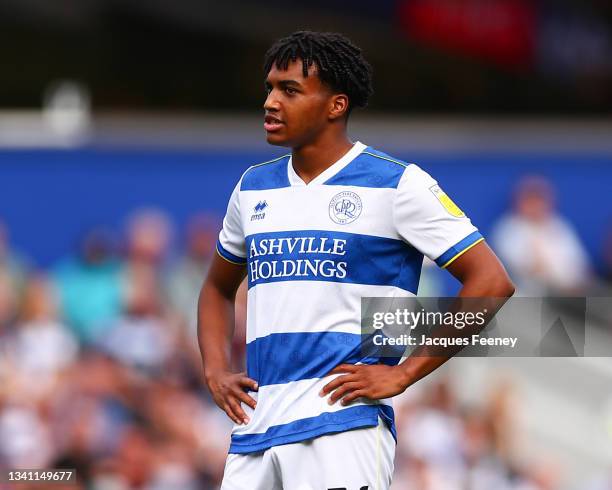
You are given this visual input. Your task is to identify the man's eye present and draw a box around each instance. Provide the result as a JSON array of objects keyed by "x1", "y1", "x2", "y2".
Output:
[{"x1": 286, "y1": 87, "x2": 297, "y2": 95}]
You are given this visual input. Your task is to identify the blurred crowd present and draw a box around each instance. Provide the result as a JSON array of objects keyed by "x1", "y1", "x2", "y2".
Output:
[
  {"x1": 0, "y1": 210, "x2": 235, "y2": 489},
  {"x1": 0, "y1": 174, "x2": 610, "y2": 489},
  {"x1": 392, "y1": 379, "x2": 560, "y2": 490}
]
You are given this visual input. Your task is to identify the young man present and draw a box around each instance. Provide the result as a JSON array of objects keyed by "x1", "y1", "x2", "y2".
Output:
[{"x1": 199, "y1": 31, "x2": 514, "y2": 489}]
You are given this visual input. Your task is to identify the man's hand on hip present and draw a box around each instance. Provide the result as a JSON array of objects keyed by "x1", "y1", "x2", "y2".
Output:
[
  {"x1": 206, "y1": 370, "x2": 258, "y2": 425},
  {"x1": 319, "y1": 363, "x2": 409, "y2": 406}
]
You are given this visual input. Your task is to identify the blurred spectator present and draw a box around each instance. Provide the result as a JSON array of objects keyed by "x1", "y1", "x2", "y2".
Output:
[
  {"x1": 461, "y1": 409, "x2": 509, "y2": 490},
  {"x1": 121, "y1": 209, "x2": 174, "y2": 349},
  {"x1": 53, "y1": 228, "x2": 123, "y2": 343},
  {"x1": 125, "y1": 208, "x2": 173, "y2": 270},
  {"x1": 394, "y1": 379, "x2": 465, "y2": 488},
  {"x1": 99, "y1": 264, "x2": 177, "y2": 375},
  {"x1": 485, "y1": 379, "x2": 518, "y2": 463},
  {"x1": 492, "y1": 176, "x2": 591, "y2": 295},
  {"x1": 123, "y1": 208, "x2": 173, "y2": 304},
  {"x1": 12, "y1": 276, "x2": 78, "y2": 373},
  {"x1": 402, "y1": 380, "x2": 464, "y2": 469},
  {"x1": 166, "y1": 213, "x2": 218, "y2": 340},
  {"x1": 0, "y1": 402, "x2": 54, "y2": 468},
  {"x1": 4, "y1": 276, "x2": 78, "y2": 401}
]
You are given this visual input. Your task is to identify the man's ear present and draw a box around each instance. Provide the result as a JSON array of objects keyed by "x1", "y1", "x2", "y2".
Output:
[{"x1": 329, "y1": 94, "x2": 350, "y2": 121}]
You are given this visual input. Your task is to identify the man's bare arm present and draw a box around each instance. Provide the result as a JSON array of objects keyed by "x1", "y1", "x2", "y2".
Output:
[
  {"x1": 321, "y1": 241, "x2": 515, "y2": 405},
  {"x1": 394, "y1": 240, "x2": 515, "y2": 389},
  {"x1": 198, "y1": 254, "x2": 257, "y2": 424},
  {"x1": 447, "y1": 240, "x2": 515, "y2": 298}
]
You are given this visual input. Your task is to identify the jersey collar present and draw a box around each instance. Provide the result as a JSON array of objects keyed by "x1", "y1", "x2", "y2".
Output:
[{"x1": 287, "y1": 141, "x2": 366, "y2": 187}]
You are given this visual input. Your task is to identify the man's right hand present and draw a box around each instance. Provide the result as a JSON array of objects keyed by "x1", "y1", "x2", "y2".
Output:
[{"x1": 206, "y1": 370, "x2": 258, "y2": 425}]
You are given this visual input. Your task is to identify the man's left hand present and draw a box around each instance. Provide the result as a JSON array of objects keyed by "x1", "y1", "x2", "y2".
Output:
[{"x1": 319, "y1": 363, "x2": 410, "y2": 405}]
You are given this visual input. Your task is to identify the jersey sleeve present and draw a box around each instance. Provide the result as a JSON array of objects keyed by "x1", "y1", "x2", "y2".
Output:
[
  {"x1": 393, "y1": 164, "x2": 484, "y2": 269},
  {"x1": 216, "y1": 181, "x2": 247, "y2": 265}
]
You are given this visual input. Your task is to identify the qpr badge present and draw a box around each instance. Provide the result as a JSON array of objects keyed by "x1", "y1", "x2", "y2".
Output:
[{"x1": 329, "y1": 191, "x2": 362, "y2": 225}]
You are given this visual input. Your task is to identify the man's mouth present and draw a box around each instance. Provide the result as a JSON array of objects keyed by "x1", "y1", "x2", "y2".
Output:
[{"x1": 264, "y1": 115, "x2": 284, "y2": 132}]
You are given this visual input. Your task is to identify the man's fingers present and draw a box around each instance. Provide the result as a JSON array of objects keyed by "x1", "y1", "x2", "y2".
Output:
[
  {"x1": 238, "y1": 376, "x2": 259, "y2": 391},
  {"x1": 341, "y1": 389, "x2": 367, "y2": 405},
  {"x1": 223, "y1": 402, "x2": 243, "y2": 425},
  {"x1": 328, "y1": 364, "x2": 358, "y2": 376},
  {"x1": 329, "y1": 382, "x2": 362, "y2": 404},
  {"x1": 319, "y1": 374, "x2": 356, "y2": 396},
  {"x1": 235, "y1": 389, "x2": 257, "y2": 410},
  {"x1": 227, "y1": 396, "x2": 249, "y2": 424}
]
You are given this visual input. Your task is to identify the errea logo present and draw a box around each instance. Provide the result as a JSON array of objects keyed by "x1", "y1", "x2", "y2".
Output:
[{"x1": 251, "y1": 200, "x2": 268, "y2": 221}]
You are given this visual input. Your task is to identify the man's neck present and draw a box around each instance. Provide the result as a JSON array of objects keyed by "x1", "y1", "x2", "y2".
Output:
[{"x1": 291, "y1": 132, "x2": 353, "y2": 184}]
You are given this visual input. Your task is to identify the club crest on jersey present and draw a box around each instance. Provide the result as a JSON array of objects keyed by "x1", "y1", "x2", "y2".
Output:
[
  {"x1": 251, "y1": 200, "x2": 268, "y2": 221},
  {"x1": 329, "y1": 191, "x2": 362, "y2": 225},
  {"x1": 429, "y1": 184, "x2": 465, "y2": 218}
]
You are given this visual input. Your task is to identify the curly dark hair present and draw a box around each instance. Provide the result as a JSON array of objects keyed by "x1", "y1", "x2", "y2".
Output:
[{"x1": 263, "y1": 31, "x2": 373, "y2": 114}]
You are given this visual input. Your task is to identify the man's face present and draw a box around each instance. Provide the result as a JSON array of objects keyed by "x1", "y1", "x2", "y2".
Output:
[{"x1": 263, "y1": 59, "x2": 336, "y2": 148}]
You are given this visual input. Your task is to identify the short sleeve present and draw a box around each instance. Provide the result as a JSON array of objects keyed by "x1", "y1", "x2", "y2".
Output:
[
  {"x1": 216, "y1": 181, "x2": 247, "y2": 265},
  {"x1": 393, "y1": 164, "x2": 484, "y2": 268}
]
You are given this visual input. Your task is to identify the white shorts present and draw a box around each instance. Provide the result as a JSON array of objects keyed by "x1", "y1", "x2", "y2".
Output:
[{"x1": 220, "y1": 417, "x2": 395, "y2": 490}]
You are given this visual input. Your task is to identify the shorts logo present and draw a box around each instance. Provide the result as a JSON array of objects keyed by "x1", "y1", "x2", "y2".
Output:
[
  {"x1": 429, "y1": 184, "x2": 465, "y2": 218},
  {"x1": 329, "y1": 191, "x2": 362, "y2": 225}
]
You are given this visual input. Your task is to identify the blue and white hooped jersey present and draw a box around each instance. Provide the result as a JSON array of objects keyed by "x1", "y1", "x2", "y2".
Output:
[{"x1": 216, "y1": 142, "x2": 483, "y2": 454}]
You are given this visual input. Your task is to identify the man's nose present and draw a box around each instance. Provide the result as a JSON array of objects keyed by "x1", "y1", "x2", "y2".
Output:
[{"x1": 263, "y1": 91, "x2": 280, "y2": 111}]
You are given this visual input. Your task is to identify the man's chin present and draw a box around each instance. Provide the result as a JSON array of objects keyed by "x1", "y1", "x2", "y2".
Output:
[{"x1": 265, "y1": 133, "x2": 291, "y2": 147}]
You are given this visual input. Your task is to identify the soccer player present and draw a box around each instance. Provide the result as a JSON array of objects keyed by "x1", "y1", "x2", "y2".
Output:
[{"x1": 198, "y1": 31, "x2": 514, "y2": 489}]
